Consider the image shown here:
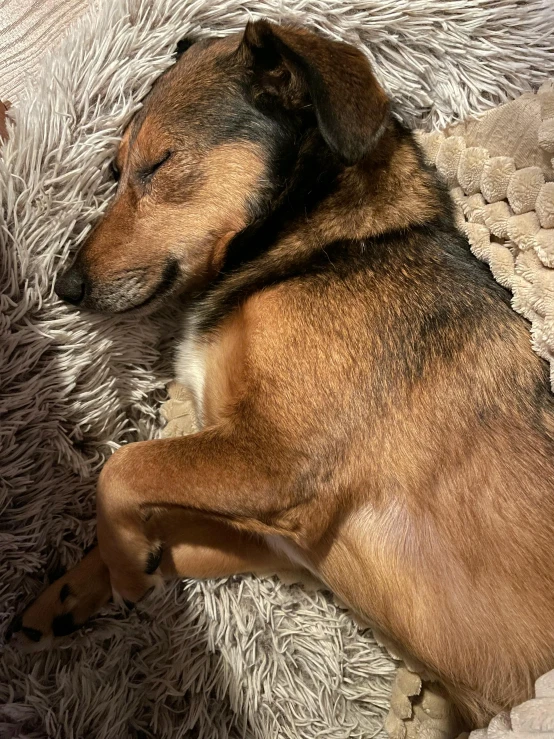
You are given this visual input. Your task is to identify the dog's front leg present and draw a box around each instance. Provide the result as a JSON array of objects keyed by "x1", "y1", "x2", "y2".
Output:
[{"x1": 97, "y1": 426, "x2": 311, "y2": 604}]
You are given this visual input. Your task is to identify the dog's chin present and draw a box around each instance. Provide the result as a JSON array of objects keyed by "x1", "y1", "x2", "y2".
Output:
[
  {"x1": 79, "y1": 288, "x2": 179, "y2": 316},
  {"x1": 117, "y1": 289, "x2": 175, "y2": 316},
  {"x1": 81, "y1": 259, "x2": 184, "y2": 315}
]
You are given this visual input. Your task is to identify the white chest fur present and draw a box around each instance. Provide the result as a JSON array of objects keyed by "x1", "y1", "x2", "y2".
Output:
[{"x1": 174, "y1": 316, "x2": 207, "y2": 428}]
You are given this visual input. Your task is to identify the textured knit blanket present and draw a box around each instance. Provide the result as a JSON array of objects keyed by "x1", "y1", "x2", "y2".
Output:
[
  {"x1": 1, "y1": 2, "x2": 553, "y2": 738},
  {"x1": 0, "y1": 0, "x2": 94, "y2": 103}
]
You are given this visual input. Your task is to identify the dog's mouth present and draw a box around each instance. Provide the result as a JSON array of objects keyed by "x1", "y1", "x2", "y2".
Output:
[
  {"x1": 117, "y1": 259, "x2": 181, "y2": 314},
  {"x1": 77, "y1": 259, "x2": 182, "y2": 314}
]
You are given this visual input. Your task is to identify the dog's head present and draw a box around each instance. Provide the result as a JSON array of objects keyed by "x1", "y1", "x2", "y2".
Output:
[{"x1": 55, "y1": 20, "x2": 389, "y2": 313}]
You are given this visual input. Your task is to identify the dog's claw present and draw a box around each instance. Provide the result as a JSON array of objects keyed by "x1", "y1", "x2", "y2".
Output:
[{"x1": 145, "y1": 545, "x2": 163, "y2": 575}]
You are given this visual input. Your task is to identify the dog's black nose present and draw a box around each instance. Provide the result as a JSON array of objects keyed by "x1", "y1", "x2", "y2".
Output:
[{"x1": 55, "y1": 265, "x2": 86, "y2": 305}]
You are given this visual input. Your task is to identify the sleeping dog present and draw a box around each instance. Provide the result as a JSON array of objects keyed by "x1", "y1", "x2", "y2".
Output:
[{"x1": 11, "y1": 20, "x2": 554, "y2": 727}]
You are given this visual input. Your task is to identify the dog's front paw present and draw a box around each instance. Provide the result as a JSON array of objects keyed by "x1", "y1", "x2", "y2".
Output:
[
  {"x1": 96, "y1": 446, "x2": 166, "y2": 605},
  {"x1": 102, "y1": 535, "x2": 165, "y2": 608},
  {"x1": 6, "y1": 548, "x2": 112, "y2": 651}
]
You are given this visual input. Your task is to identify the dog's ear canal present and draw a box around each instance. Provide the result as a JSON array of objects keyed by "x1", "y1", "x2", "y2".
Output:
[{"x1": 238, "y1": 20, "x2": 389, "y2": 165}]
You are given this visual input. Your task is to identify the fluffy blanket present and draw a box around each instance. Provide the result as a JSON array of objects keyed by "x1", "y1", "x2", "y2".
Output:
[
  {"x1": 1, "y1": 1, "x2": 553, "y2": 738},
  {"x1": 0, "y1": 0, "x2": 93, "y2": 103}
]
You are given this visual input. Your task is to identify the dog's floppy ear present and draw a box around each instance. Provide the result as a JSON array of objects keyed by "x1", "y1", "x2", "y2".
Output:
[{"x1": 238, "y1": 20, "x2": 389, "y2": 165}]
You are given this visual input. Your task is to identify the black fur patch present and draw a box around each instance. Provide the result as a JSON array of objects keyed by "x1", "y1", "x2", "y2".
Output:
[
  {"x1": 52, "y1": 612, "x2": 78, "y2": 637},
  {"x1": 21, "y1": 626, "x2": 43, "y2": 642},
  {"x1": 222, "y1": 132, "x2": 339, "y2": 274},
  {"x1": 175, "y1": 38, "x2": 194, "y2": 58},
  {"x1": 110, "y1": 160, "x2": 120, "y2": 182},
  {"x1": 196, "y1": 129, "x2": 342, "y2": 333},
  {"x1": 145, "y1": 545, "x2": 163, "y2": 575},
  {"x1": 193, "y1": 109, "x2": 515, "y2": 363},
  {"x1": 123, "y1": 598, "x2": 135, "y2": 610},
  {"x1": 59, "y1": 583, "x2": 72, "y2": 603}
]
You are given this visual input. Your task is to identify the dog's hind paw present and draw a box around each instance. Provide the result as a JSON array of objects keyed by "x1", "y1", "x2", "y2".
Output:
[{"x1": 6, "y1": 547, "x2": 111, "y2": 650}]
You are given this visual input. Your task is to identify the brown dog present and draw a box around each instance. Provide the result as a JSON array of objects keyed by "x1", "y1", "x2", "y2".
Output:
[{"x1": 11, "y1": 20, "x2": 554, "y2": 727}]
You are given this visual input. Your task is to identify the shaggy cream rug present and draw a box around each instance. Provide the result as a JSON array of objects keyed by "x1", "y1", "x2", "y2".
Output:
[{"x1": 1, "y1": 1, "x2": 553, "y2": 738}]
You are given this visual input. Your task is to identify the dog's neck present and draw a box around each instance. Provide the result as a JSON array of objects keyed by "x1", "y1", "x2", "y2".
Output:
[
  {"x1": 221, "y1": 119, "x2": 445, "y2": 273},
  {"x1": 196, "y1": 120, "x2": 448, "y2": 331},
  {"x1": 296, "y1": 119, "x2": 445, "y2": 246}
]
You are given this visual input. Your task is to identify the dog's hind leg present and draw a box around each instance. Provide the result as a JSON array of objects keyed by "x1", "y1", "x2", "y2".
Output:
[
  {"x1": 8, "y1": 547, "x2": 112, "y2": 649},
  {"x1": 10, "y1": 513, "x2": 301, "y2": 649}
]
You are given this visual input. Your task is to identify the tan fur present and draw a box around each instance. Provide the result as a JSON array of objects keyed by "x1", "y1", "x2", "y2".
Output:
[
  {"x1": 202, "y1": 309, "x2": 250, "y2": 425},
  {"x1": 20, "y1": 516, "x2": 301, "y2": 642},
  {"x1": 20, "y1": 548, "x2": 112, "y2": 642}
]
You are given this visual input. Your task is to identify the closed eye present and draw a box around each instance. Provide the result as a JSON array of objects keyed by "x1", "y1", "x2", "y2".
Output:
[{"x1": 140, "y1": 150, "x2": 172, "y2": 181}]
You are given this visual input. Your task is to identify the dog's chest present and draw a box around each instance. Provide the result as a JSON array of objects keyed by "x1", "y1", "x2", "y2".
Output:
[
  {"x1": 175, "y1": 320, "x2": 208, "y2": 427},
  {"x1": 174, "y1": 309, "x2": 245, "y2": 428}
]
